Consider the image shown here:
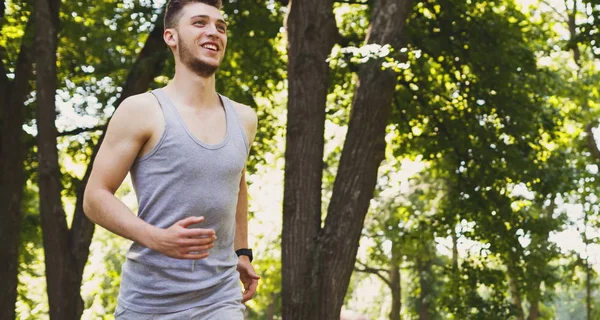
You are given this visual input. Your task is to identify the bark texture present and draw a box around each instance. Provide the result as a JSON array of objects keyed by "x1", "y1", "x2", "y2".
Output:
[
  {"x1": 282, "y1": 0, "x2": 338, "y2": 318},
  {"x1": 417, "y1": 257, "x2": 433, "y2": 320},
  {"x1": 34, "y1": 0, "x2": 80, "y2": 318},
  {"x1": 507, "y1": 261, "x2": 525, "y2": 320},
  {"x1": 527, "y1": 293, "x2": 540, "y2": 320},
  {"x1": 389, "y1": 249, "x2": 401, "y2": 320},
  {"x1": 282, "y1": 0, "x2": 412, "y2": 318},
  {"x1": 526, "y1": 201, "x2": 555, "y2": 320},
  {"x1": 0, "y1": 16, "x2": 34, "y2": 320},
  {"x1": 586, "y1": 256, "x2": 592, "y2": 320},
  {"x1": 319, "y1": 0, "x2": 412, "y2": 317}
]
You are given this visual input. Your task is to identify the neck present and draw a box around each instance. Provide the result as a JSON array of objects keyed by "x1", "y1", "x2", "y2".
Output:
[{"x1": 164, "y1": 63, "x2": 219, "y2": 109}]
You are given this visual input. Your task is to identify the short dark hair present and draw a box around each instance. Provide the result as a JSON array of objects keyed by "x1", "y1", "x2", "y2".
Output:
[{"x1": 164, "y1": 0, "x2": 223, "y2": 29}]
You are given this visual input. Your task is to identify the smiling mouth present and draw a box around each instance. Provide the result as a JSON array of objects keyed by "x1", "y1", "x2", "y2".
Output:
[{"x1": 201, "y1": 43, "x2": 218, "y2": 51}]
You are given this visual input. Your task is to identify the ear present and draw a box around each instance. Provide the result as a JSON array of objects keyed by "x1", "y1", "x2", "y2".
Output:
[{"x1": 164, "y1": 28, "x2": 178, "y2": 50}]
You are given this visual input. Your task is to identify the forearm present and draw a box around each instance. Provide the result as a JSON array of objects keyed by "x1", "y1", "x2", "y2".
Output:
[
  {"x1": 84, "y1": 188, "x2": 159, "y2": 249},
  {"x1": 234, "y1": 177, "x2": 249, "y2": 251}
]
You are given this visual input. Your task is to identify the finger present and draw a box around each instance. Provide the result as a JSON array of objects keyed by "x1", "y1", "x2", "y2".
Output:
[
  {"x1": 181, "y1": 252, "x2": 210, "y2": 260},
  {"x1": 242, "y1": 291, "x2": 251, "y2": 303},
  {"x1": 182, "y1": 228, "x2": 216, "y2": 238},
  {"x1": 241, "y1": 278, "x2": 256, "y2": 294},
  {"x1": 242, "y1": 280, "x2": 258, "y2": 303},
  {"x1": 186, "y1": 244, "x2": 214, "y2": 252},
  {"x1": 242, "y1": 279, "x2": 250, "y2": 291},
  {"x1": 179, "y1": 237, "x2": 216, "y2": 247},
  {"x1": 177, "y1": 216, "x2": 204, "y2": 228},
  {"x1": 248, "y1": 279, "x2": 258, "y2": 294}
]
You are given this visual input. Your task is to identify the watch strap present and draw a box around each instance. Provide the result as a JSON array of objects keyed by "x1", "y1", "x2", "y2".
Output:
[{"x1": 235, "y1": 248, "x2": 253, "y2": 262}]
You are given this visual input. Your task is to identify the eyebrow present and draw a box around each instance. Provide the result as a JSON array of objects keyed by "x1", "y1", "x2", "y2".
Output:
[{"x1": 190, "y1": 15, "x2": 227, "y2": 26}]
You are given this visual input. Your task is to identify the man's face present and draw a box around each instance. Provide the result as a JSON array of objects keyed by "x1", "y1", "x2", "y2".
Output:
[{"x1": 173, "y1": 2, "x2": 228, "y2": 77}]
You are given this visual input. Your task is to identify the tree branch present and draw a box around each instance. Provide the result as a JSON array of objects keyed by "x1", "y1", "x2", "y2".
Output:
[
  {"x1": 540, "y1": 0, "x2": 568, "y2": 23},
  {"x1": 355, "y1": 260, "x2": 392, "y2": 287},
  {"x1": 334, "y1": 0, "x2": 369, "y2": 4},
  {"x1": 57, "y1": 125, "x2": 104, "y2": 137},
  {"x1": 565, "y1": 0, "x2": 581, "y2": 67},
  {"x1": 276, "y1": 0, "x2": 368, "y2": 6},
  {"x1": 318, "y1": 0, "x2": 413, "y2": 316}
]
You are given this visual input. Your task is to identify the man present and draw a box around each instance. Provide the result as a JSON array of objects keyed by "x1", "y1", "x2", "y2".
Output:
[{"x1": 83, "y1": 0, "x2": 259, "y2": 318}]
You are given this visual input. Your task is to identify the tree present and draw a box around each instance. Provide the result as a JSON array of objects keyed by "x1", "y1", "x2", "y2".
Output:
[
  {"x1": 34, "y1": 0, "x2": 77, "y2": 318},
  {"x1": 282, "y1": 0, "x2": 413, "y2": 318},
  {"x1": 0, "y1": 1, "x2": 34, "y2": 318},
  {"x1": 356, "y1": 161, "x2": 444, "y2": 320},
  {"x1": 352, "y1": 0, "x2": 578, "y2": 318}
]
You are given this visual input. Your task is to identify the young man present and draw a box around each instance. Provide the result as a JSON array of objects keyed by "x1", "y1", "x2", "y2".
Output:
[{"x1": 83, "y1": 0, "x2": 259, "y2": 318}]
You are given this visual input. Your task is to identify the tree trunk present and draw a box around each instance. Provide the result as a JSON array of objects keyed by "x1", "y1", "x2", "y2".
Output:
[
  {"x1": 281, "y1": 0, "x2": 338, "y2": 318},
  {"x1": 452, "y1": 226, "x2": 458, "y2": 273},
  {"x1": 526, "y1": 201, "x2": 555, "y2": 320},
  {"x1": 0, "y1": 16, "x2": 34, "y2": 320},
  {"x1": 584, "y1": 207, "x2": 593, "y2": 320},
  {"x1": 451, "y1": 223, "x2": 459, "y2": 309},
  {"x1": 282, "y1": 0, "x2": 413, "y2": 319},
  {"x1": 507, "y1": 261, "x2": 525, "y2": 320},
  {"x1": 586, "y1": 256, "x2": 592, "y2": 320},
  {"x1": 417, "y1": 257, "x2": 433, "y2": 320},
  {"x1": 35, "y1": 0, "x2": 82, "y2": 318},
  {"x1": 389, "y1": 248, "x2": 401, "y2": 320},
  {"x1": 264, "y1": 292, "x2": 278, "y2": 320},
  {"x1": 526, "y1": 291, "x2": 540, "y2": 320},
  {"x1": 319, "y1": 0, "x2": 412, "y2": 314},
  {"x1": 33, "y1": 1, "x2": 168, "y2": 317}
]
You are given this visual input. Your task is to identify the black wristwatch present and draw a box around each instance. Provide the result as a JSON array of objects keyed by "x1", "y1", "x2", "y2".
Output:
[{"x1": 235, "y1": 248, "x2": 253, "y2": 262}]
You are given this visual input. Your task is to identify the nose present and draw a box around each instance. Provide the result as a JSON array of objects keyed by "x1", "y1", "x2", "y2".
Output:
[{"x1": 205, "y1": 23, "x2": 218, "y2": 37}]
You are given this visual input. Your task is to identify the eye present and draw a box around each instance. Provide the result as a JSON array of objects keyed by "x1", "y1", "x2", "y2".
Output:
[
  {"x1": 194, "y1": 20, "x2": 206, "y2": 26},
  {"x1": 217, "y1": 25, "x2": 227, "y2": 32}
]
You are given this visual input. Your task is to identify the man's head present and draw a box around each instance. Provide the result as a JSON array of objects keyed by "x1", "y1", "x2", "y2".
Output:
[{"x1": 163, "y1": 0, "x2": 227, "y2": 78}]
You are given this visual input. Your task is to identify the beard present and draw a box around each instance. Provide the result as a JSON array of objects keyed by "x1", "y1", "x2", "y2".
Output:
[{"x1": 178, "y1": 37, "x2": 220, "y2": 78}]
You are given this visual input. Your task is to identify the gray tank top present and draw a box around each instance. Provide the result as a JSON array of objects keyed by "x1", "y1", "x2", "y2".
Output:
[{"x1": 117, "y1": 88, "x2": 248, "y2": 313}]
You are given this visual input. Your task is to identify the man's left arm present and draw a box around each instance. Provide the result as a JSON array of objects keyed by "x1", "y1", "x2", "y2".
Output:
[{"x1": 234, "y1": 102, "x2": 259, "y2": 303}]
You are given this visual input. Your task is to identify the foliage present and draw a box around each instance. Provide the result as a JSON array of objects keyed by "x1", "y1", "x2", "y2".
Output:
[{"x1": 3, "y1": 0, "x2": 600, "y2": 318}]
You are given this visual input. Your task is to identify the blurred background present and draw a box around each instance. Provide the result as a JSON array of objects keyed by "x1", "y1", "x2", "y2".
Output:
[{"x1": 1, "y1": 0, "x2": 600, "y2": 319}]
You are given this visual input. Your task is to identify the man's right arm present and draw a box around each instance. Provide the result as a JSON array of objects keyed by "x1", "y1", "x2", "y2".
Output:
[{"x1": 83, "y1": 94, "x2": 215, "y2": 260}]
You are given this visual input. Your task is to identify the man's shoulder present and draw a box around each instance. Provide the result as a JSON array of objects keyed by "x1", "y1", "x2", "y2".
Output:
[
  {"x1": 227, "y1": 98, "x2": 258, "y2": 141},
  {"x1": 118, "y1": 91, "x2": 159, "y2": 113},
  {"x1": 109, "y1": 91, "x2": 162, "y2": 137},
  {"x1": 228, "y1": 99, "x2": 257, "y2": 124}
]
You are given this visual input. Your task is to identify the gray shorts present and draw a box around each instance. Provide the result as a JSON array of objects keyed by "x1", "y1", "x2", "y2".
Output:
[{"x1": 114, "y1": 299, "x2": 245, "y2": 320}]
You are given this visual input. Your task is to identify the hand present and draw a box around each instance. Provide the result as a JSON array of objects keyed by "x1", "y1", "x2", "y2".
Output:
[
  {"x1": 148, "y1": 216, "x2": 216, "y2": 259},
  {"x1": 237, "y1": 256, "x2": 260, "y2": 303}
]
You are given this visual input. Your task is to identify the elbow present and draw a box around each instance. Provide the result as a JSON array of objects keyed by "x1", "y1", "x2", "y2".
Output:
[{"x1": 82, "y1": 186, "x2": 96, "y2": 223}]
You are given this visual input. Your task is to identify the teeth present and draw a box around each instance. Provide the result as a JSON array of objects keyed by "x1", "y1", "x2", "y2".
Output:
[{"x1": 202, "y1": 44, "x2": 217, "y2": 51}]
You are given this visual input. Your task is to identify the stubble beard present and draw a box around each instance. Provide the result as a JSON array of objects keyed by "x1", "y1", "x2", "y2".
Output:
[{"x1": 178, "y1": 37, "x2": 220, "y2": 78}]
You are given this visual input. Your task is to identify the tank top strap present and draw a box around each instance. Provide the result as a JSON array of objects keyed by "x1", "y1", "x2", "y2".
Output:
[
  {"x1": 219, "y1": 94, "x2": 250, "y2": 155},
  {"x1": 150, "y1": 88, "x2": 184, "y2": 133}
]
